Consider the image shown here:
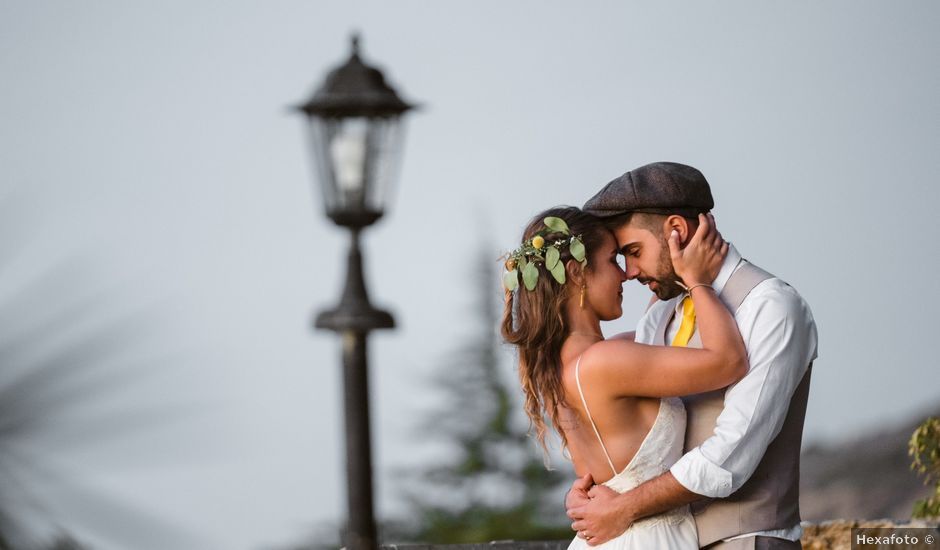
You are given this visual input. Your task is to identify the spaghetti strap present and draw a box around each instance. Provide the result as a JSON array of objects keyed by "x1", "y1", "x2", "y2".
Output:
[{"x1": 574, "y1": 355, "x2": 618, "y2": 477}]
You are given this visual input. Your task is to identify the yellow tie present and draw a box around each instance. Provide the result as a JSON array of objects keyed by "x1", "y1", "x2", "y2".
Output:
[{"x1": 671, "y1": 296, "x2": 696, "y2": 347}]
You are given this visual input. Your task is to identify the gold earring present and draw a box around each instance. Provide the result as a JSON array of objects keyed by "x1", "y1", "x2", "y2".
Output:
[{"x1": 580, "y1": 284, "x2": 586, "y2": 309}]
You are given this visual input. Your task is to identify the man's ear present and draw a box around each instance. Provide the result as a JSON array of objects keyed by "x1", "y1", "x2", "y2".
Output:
[{"x1": 662, "y1": 215, "x2": 691, "y2": 247}]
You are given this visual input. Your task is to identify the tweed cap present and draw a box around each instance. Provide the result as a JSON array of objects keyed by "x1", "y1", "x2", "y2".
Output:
[{"x1": 583, "y1": 162, "x2": 714, "y2": 218}]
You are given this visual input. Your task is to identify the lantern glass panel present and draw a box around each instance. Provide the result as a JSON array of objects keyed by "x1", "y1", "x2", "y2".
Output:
[{"x1": 307, "y1": 115, "x2": 404, "y2": 218}]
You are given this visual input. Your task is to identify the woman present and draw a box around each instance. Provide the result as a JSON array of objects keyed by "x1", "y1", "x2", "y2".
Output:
[{"x1": 501, "y1": 206, "x2": 747, "y2": 549}]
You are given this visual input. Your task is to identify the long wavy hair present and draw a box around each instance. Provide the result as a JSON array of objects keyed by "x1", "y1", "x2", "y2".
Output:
[{"x1": 501, "y1": 206, "x2": 611, "y2": 457}]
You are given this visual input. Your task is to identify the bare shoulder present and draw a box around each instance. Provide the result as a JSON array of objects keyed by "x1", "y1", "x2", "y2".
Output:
[{"x1": 578, "y1": 338, "x2": 644, "y2": 377}]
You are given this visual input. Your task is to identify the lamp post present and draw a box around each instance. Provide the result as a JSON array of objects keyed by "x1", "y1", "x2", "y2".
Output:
[{"x1": 294, "y1": 34, "x2": 416, "y2": 550}]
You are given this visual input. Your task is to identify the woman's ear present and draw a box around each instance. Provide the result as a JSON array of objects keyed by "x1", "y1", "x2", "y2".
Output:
[
  {"x1": 565, "y1": 258, "x2": 585, "y2": 286},
  {"x1": 662, "y1": 215, "x2": 691, "y2": 246}
]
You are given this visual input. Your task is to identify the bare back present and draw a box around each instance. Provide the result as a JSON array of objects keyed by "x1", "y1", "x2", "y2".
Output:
[{"x1": 558, "y1": 349, "x2": 662, "y2": 483}]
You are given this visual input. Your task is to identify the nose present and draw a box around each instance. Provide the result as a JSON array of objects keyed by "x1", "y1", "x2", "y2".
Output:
[{"x1": 624, "y1": 258, "x2": 640, "y2": 280}]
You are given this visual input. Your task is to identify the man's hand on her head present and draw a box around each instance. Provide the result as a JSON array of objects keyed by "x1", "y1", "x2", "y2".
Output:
[
  {"x1": 569, "y1": 485, "x2": 634, "y2": 546},
  {"x1": 565, "y1": 474, "x2": 593, "y2": 517}
]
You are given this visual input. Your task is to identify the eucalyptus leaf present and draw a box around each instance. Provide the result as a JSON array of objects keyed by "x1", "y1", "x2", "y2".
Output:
[
  {"x1": 518, "y1": 257, "x2": 528, "y2": 272},
  {"x1": 522, "y1": 261, "x2": 539, "y2": 291},
  {"x1": 543, "y1": 216, "x2": 570, "y2": 235},
  {"x1": 545, "y1": 247, "x2": 560, "y2": 270},
  {"x1": 569, "y1": 238, "x2": 586, "y2": 262},
  {"x1": 550, "y1": 261, "x2": 566, "y2": 284},
  {"x1": 503, "y1": 269, "x2": 519, "y2": 291}
]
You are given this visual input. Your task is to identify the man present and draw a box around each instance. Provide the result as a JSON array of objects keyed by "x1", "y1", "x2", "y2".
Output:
[{"x1": 569, "y1": 162, "x2": 818, "y2": 549}]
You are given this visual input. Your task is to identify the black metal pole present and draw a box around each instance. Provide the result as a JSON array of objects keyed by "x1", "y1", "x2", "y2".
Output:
[
  {"x1": 316, "y1": 228, "x2": 389, "y2": 550},
  {"x1": 298, "y1": 34, "x2": 416, "y2": 548},
  {"x1": 341, "y1": 328, "x2": 376, "y2": 550},
  {"x1": 315, "y1": 223, "x2": 395, "y2": 550}
]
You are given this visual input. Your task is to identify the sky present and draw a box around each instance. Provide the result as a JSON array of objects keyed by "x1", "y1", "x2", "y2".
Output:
[{"x1": 1, "y1": 1, "x2": 939, "y2": 549}]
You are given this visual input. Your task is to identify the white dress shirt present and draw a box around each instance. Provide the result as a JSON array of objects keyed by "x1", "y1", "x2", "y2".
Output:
[{"x1": 635, "y1": 244, "x2": 819, "y2": 542}]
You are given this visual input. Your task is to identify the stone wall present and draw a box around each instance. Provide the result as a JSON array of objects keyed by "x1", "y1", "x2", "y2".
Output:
[
  {"x1": 381, "y1": 521, "x2": 939, "y2": 550},
  {"x1": 802, "y1": 519, "x2": 938, "y2": 550}
]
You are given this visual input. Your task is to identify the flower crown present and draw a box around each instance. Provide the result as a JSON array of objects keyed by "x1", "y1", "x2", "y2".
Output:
[{"x1": 503, "y1": 216, "x2": 587, "y2": 292}]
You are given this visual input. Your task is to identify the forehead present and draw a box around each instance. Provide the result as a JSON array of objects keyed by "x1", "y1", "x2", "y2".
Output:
[
  {"x1": 600, "y1": 230, "x2": 618, "y2": 249},
  {"x1": 612, "y1": 222, "x2": 658, "y2": 249},
  {"x1": 590, "y1": 230, "x2": 617, "y2": 252}
]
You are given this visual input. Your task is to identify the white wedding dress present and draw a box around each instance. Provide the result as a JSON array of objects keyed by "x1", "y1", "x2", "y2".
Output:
[{"x1": 567, "y1": 358, "x2": 698, "y2": 550}]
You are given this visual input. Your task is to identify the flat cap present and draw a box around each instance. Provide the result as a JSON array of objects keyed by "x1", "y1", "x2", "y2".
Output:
[{"x1": 583, "y1": 161, "x2": 714, "y2": 218}]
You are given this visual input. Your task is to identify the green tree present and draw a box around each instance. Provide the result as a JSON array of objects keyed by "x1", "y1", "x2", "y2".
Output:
[
  {"x1": 395, "y1": 248, "x2": 573, "y2": 543},
  {"x1": 909, "y1": 416, "x2": 940, "y2": 519}
]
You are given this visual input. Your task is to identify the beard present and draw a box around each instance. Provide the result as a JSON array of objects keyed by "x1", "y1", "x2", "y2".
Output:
[{"x1": 640, "y1": 238, "x2": 686, "y2": 300}]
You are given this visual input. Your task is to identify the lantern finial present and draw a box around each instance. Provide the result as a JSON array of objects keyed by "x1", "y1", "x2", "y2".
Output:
[{"x1": 350, "y1": 32, "x2": 361, "y2": 58}]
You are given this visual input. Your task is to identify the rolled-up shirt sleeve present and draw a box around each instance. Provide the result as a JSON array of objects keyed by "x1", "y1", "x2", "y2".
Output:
[{"x1": 670, "y1": 282, "x2": 818, "y2": 498}]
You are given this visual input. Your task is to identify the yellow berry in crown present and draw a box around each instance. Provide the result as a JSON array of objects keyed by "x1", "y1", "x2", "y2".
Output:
[
  {"x1": 532, "y1": 235, "x2": 545, "y2": 249},
  {"x1": 505, "y1": 258, "x2": 517, "y2": 271}
]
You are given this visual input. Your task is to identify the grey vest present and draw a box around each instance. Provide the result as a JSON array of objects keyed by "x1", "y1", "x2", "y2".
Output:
[{"x1": 652, "y1": 261, "x2": 812, "y2": 546}]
